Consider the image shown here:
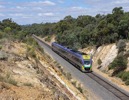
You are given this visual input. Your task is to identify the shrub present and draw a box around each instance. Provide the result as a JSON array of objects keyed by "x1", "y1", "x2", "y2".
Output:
[
  {"x1": 125, "y1": 80, "x2": 129, "y2": 85},
  {"x1": 77, "y1": 86, "x2": 83, "y2": 93},
  {"x1": 66, "y1": 72, "x2": 72, "y2": 80},
  {"x1": 7, "y1": 78, "x2": 17, "y2": 86},
  {"x1": 124, "y1": 50, "x2": 129, "y2": 57},
  {"x1": 45, "y1": 36, "x2": 51, "y2": 42},
  {"x1": 98, "y1": 58, "x2": 102, "y2": 65},
  {"x1": 0, "y1": 74, "x2": 4, "y2": 82},
  {"x1": 0, "y1": 51, "x2": 8, "y2": 60},
  {"x1": 26, "y1": 46, "x2": 36, "y2": 58},
  {"x1": 37, "y1": 45, "x2": 44, "y2": 53},
  {"x1": 116, "y1": 71, "x2": 125, "y2": 78},
  {"x1": 121, "y1": 72, "x2": 129, "y2": 81},
  {"x1": 116, "y1": 39, "x2": 126, "y2": 53},
  {"x1": 0, "y1": 45, "x2": 2, "y2": 50},
  {"x1": 4, "y1": 73, "x2": 18, "y2": 86},
  {"x1": 71, "y1": 81, "x2": 77, "y2": 87},
  {"x1": 0, "y1": 32, "x2": 3, "y2": 39},
  {"x1": 4, "y1": 27, "x2": 11, "y2": 33},
  {"x1": 109, "y1": 55, "x2": 127, "y2": 76},
  {"x1": 109, "y1": 57, "x2": 118, "y2": 70},
  {"x1": 24, "y1": 83, "x2": 33, "y2": 87},
  {"x1": 29, "y1": 48, "x2": 36, "y2": 58}
]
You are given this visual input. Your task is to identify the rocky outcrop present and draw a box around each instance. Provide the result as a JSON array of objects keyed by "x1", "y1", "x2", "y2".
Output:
[{"x1": 93, "y1": 44, "x2": 118, "y2": 71}]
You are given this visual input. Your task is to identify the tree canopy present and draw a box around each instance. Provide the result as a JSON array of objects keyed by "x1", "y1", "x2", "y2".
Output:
[{"x1": 18, "y1": 7, "x2": 129, "y2": 49}]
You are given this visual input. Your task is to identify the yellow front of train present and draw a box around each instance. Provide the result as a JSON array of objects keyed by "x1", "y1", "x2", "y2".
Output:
[{"x1": 82, "y1": 55, "x2": 92, "y2": 72}]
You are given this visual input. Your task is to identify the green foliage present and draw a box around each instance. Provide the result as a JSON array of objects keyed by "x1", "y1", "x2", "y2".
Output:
[
  {"x1": 0, "y1": 74, "x2": 4, "y2": 82},
  {"x1": 116, "y1": 71, "x2": 129, "y2": 85},
  {"x1": 23, "y1": 83, "x2": 33, "y2": 87},
  {"x1": 7, "y1": 78, "x2": 17, "y2": 86},
  {"x1": 125, "y1": 50, "x2": 129, "y2": 57},
  {"x1": 27, "y1": 46, "x2": 36, "y2": 58},
  {"x1": 98, "y1": 58, "x2": 102, "y2": 65},
  {"x1": 66, "y1": 72, "x2": 72, "y2": 80},
  {"x1": 45, "y1": 36, "x2": 51, "y2": 42},
  {"x1": 0, "y1": 73, "x2": 17, "y2": 86},
  {"x1": 125, "y1": 80, "x2": 129, "y2": 85},
  {"x1": 77, "y1": 86, "x2": 83, "y2": 93},
  {"x1": 71, "y1": 81, "x2": 77, "y2": 86},
  {"x1": 25, "y1": 37, "x2": 44, "y2": 58},
  {"x1": 0, "y1": 45, "x2": 2, "y2": 50},
  {"x1": 0, "y1": 32, "x2": 3, "y2": 39},
  {"x1": 14, "y1": 31, "x2": 27, "y2": 41},
  {"x1": 121, "y1": 71, "x2": 129, "y2": 81},
  {"x1": 4, "y1": 27, "x2": 11, "y2": 33},
  {"x1": 21, "y1": 7, "x2": 129, "y2": 50},
  {"x1": 116, "y1": 71, "x2": 125, "y2": 78},
  {"x1": 0, "y1": 18, "x2": 21, "y2": 33},
  {"x1": 0, "y1": 31, "x2": 7, "y2": 39},
  {"x1": 0, "y1": 51, "x2": 8, "y2": 60},
  {"x1": 109, "y1": 55, "x2": 127, "y2": 76},
  {"x1": 117, "y1": 39, "x2": 126, "y2": 53}
]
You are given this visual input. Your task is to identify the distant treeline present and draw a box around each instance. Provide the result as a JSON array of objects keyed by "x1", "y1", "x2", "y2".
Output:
[{"x1": 1, "y1": 7, "x2": 129, "y2": 50}]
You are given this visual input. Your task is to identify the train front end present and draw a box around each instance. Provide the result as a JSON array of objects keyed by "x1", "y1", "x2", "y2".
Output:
[{"x1": 81, "y1": 55, "x2": 92, "y2": 72}]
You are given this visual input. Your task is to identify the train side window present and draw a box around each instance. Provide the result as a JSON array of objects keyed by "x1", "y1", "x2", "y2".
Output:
[{"x1": 72, "y1": 56, "x2": 81, "y2": 64}]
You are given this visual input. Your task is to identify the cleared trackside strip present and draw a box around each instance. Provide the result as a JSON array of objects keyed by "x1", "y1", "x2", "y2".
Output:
[
  {"x1": 87, "y1": 73, "x2": 129, "y2": 100},
  {"x1": 33, "y1": 35, "x2": 128, "y2": 100}
]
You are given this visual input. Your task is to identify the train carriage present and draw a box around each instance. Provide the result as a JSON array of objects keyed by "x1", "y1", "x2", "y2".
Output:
[{"x1": 52, "y1": 42, "x2": 92, "y2": 72}]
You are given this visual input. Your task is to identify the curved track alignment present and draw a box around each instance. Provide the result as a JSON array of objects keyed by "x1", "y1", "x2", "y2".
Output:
[
  {"x1": 33, "y1": 35, "x2": 129, "y2": 100},
  {"x1": 87, "y1": 72, "x2": 129, "y2": 100}
]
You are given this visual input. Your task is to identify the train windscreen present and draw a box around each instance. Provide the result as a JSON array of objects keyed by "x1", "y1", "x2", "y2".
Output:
[{"x1": 84, "y1": 60, "x2": 90, "y2": 65}]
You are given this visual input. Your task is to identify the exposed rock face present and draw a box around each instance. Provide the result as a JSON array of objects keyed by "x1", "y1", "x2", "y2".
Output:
[
  {"x1": 0, "y1": 41, "x2": 69, "y2": 100},
  {"x1": 93, "y1": 44, "x2": 118, "y2": 71},
  {"x1": 0, "y1": 40, "x2": 87, "y2": 100}
]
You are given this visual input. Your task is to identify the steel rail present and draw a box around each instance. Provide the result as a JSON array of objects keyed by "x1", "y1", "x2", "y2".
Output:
[
  {"x1": 33, "y1": 35, "x2": 129, "y2": 100},
  {"x1": 87, "y1": 72, "x2": 129, "y2": 100}
]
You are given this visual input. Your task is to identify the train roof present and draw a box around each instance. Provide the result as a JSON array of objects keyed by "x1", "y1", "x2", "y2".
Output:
[{"x1": 52, "y1": 42, "x2": 90, "y2": 59}]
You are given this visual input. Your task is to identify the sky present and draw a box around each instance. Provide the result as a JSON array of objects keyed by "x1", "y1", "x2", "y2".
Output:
[{"x1": 0, "y1": 0, "x2": 129, "y2": 25}]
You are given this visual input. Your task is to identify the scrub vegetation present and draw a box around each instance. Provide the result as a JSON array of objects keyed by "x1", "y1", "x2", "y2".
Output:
[
  {"x1": 22, "y1": 7, "x2": 129, "y2": 50},
  {"x1": 1, "y1": 7, "x2": 129, "y2": 86}
]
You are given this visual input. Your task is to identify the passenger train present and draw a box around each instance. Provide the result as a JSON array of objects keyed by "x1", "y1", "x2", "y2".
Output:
[{"x1": 52, "y1": 42, "x2": 92, "y2": 72}]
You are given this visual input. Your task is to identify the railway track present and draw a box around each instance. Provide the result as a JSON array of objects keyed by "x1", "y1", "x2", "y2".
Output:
[
  {"x1": 33, "y1": 35, "x2": 129, "y2": 100},
  {"x1": 87, "y1": 72, "x2": 129, "y2": 100}
]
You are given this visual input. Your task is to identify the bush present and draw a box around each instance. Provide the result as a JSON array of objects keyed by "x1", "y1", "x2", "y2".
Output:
[
  {"x1": 0, "y1": 32, "x2": 3, "y2": 39},
  {"x1": 0, "y1": 51, "x2": 8, "y2": 60},
  {"x1": 24, "y1": 83, "x2": 33, "y2": 87},
  {"x1": 116, "y1": 71, "x2": 125, "y2": 78},
  {"x1": 77, "y1": 86, "x2": 83, "y2": 93},
  {"x1": 121, "y1": 71, "x2": 129, "y2": 81},
  {"x1": 4, "y1": 73, "x2": 18, "y2": 86},
  {"x1": 27, "y1": 46, "x2": 36, "y2": 58},
  {"x1": 125, "y1": 80, "x2": 129, "y2": 85},
  {"x1": 66, "y1": 72, "x2": 72, "y2": 80},
  {"x1": 116, "y1": 39, "x2": 126, "y2": 53},
  {"x1": 26, "y1": 37, "x2": 36, "y2": 45},
  {"x1": 98, "y1": 58, "x2": 102, "y2": 65},
  {"x1": 0, "y1": 45, "x2": 2, "y2": 50},
  {"x1": 7, "y1": 78, "x2": 17, "y2": 86},
  {"x1": 71, "y1": 81, "x2": 77, "y2": 87},
  {"x1": 0, "y1": 74, "x2": 4, "y2": 82},
  {"x1": 116, "y1": 71, "x2": 129, "y2": 85},
  {"x1": 37, "y1": 45, "x2": 44, "y2": 53},
  {"x1": 45, "y1": 36, "x2": 51, "y2": 42},
  {"x1": 109, "y1": 55, "x2": 127, "y2": 76},
  {"x1": 125, "y1": 50, "x2": 129, "y2": 57},
  {"x1": 4, "y1": 27, "x2": 11, "y2": 33}
]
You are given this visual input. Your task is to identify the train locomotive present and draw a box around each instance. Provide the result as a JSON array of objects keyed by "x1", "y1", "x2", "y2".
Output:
[{"x1": 52, "y1": 42, "x2": 92, "y2": 72}]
